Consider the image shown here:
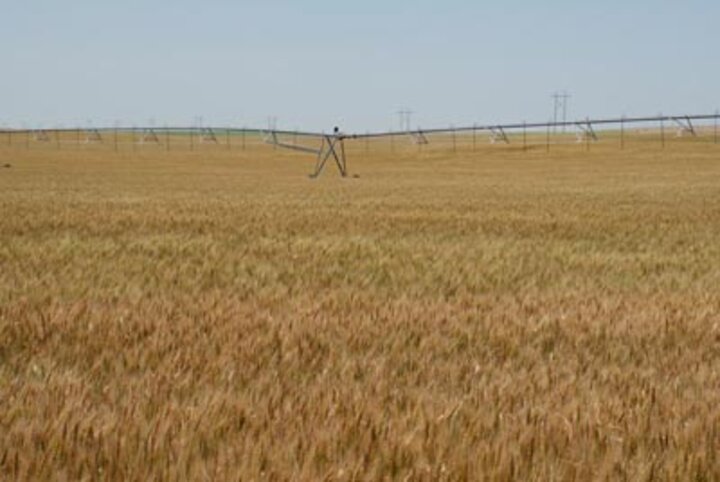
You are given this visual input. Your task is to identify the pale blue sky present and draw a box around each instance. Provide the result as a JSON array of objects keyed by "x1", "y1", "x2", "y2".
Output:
[{"x1": 1, "y1": 0, "x2": 718, "y2": 131}]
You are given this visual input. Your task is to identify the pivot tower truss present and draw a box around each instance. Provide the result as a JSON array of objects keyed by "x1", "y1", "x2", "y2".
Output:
[
  {"x1": 264, "y1": 128, "x2": 349, "y2": 178},
  {"x1": 672, "y1": 116, "x2": 697, "y2": 137}
]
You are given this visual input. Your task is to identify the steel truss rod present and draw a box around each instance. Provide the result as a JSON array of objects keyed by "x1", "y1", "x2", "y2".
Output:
[
  {"x1": 84, "y1": 128, "x2": 103, "y2": 144},
  {"x1": 265, "y1": 128, "x2": 349, "y2": 177},
  {"x1": 489, "y1": 126, "x2": 510, "y2": 144},
  {"x1": 34, "y1": 130, "x2": 51, "y2": 142},
  {"x1": 671, "y1": 116, "x2": 696, "y2": 137},
  {"x1": 200, "y1": 127, "x2": 219, "y2": 144},
  {"x1": 410, "y1": 130, "x2": 429, "y2": 145},
  {"x1": 263, "y1": 130, "x2": 324, "y2": 155},
  {"x1": 575, "y1": 120, "x2": 598, "y2": 141},
  {"x1": 0, "y1": 127, "x2": 326, "y2": 138},
  {"x1": 140, "y1": 128, "x2": 160, "y2": 144},
  {"x1": 310, "y1": 133, "x2": 348, "y2": 178},
  {"x1": 352, "y1": 113, "x2": 720, "y2": 139},
  {"x1": 4, "y1": 113, "x2": 718, "y2": 141},
  {"x1": 3, "y1": 112, "x2": 719, "y2": 179}
]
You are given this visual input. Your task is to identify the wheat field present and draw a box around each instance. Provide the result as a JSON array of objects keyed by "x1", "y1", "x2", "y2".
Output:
[{"x1": 1, "y1": 132, "x2": 720, "y2": 480}]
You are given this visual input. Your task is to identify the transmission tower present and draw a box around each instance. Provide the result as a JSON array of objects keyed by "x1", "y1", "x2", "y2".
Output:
[
  {"x1": 551, "y1": 91, "x2": 571, "y2": 132},
  {"x1": 396, "y1": 109, "x2": 414, "y2": 131}
]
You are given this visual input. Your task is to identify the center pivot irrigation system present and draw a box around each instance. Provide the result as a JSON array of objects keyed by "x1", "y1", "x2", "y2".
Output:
[
  {"x1": 264, "y1": 127, "x2": 351, "y2": 178},
  {"x1": 261, "y1": 113, "x2": 719, "y2": 178},
  {"x1": 2, "y1": 113, "x2": 718, "y2": 177}
]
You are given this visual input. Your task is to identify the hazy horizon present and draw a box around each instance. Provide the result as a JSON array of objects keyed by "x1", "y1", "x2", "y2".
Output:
[{"x1": 2, "y1": 0, "x2": 719, "y2": 132}]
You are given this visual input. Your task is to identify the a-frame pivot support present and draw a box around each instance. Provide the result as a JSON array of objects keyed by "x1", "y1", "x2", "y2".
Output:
[
  {"x1": 410, "y1": 130, "x2": 429, "y2": 145},
  {"x1": 310, "y1": 132, "x2": 348, "y2": 178},
  {"x1": 672, "y1": 116, "x2": 697, "y2": 137},
  {"x1": 575, "y1": 121, "x2": 598, "y2": 142},
  {"x1": 490, "y1": 126, "x2": 510, "y2": 144}
]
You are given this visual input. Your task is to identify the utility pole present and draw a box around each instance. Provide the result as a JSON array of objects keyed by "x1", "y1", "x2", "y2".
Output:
[
  {"x1": 396, "y1": 109, "x2": 413, "y2": 131},
  {"x1": 551, "y1": 91, "x2": 571, "y2": 132},
  {"x1": 551, "y1": 93, "x2": 561, "y2": 132},
  {"x1": 267, "y1": 116, "x2": 278, "y2": 131}
]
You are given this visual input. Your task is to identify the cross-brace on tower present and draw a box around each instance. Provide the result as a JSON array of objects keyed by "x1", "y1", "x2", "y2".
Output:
[
  {"x1": 671, "y1": 116, "x2": 697, "y2": 137},
  {"x1": 84, "y1": 128, "x2": 103, "y2": 144},
  {"x1": 34, "y1": 130, "x2": 51, "y2": 142},
  {"x1": 410, "y1": 130, "x2": 429, "y2": 145},
  {"x1": 200, "y1": 128, "x2": 219, "y2": 144},
  {"x1": 264, "y1": 127, "x2": 349, "y2": 178},
  {"x1": 489, "y1": 126, "x2": 510, "y2": 144},
  {"x1": 140, "y1": 128, "x2": 160, "y2": 144},
  {"x1": 310, "y1": 130, "x2": 348, "y2": 178},
  {"x1": 575, "y1": 121, "x2": 598, "y2": 143}
]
